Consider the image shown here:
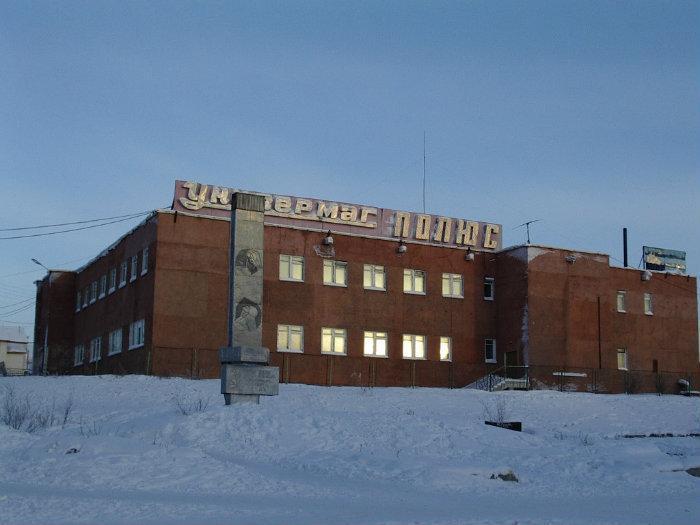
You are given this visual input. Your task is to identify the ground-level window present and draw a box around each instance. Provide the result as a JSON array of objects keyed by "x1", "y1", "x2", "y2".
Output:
[
  {"x1": 363, "y1": 264, "x2": 386, "y2": 291},
  {"x1": 442, "y1": 273, "x2": 463, "y2": 298},
  {"x1": 109, "y1": 268, "x2": 117, "y2": 293},
  {"x1": 277, "y1": 324, "x2": 304, "y2": 352},
  {"x1": 129, "y1": 319, "x2": 145, "y2": 349},
  {"x1": 108, "y1": 328, "x2": 122, "y2": 356},
  {"x1": 485, "y1": 339, "x2": 497, "y2": 363},
  {"x1": 74, "y1": 344, "x2": 85, "y2": 366},
  {"x1": 616, "y1": 291, "x2": 626, "y2": 313},
  {"x1": 363, "y1": 331, "x2": 388, "y2": 357},
  {"x1": 279, "y1": 255, "x2": 304, "y2": 282},
  {"x1": 89, "y1": 337, "x2": 102, "y2": 363},
  {"x1": 402, "y1": 334, "x2": 426, "y2": 359},
  {"x1": 440, "y1": 336, "x2": 452, "y2": 361},
  {"x1": 644, "y1": 293, "x2": 653, "y2": 315},
  {"x1": 484, "y1": 277, "x2": 495, "y2": 300},
  {"x1": 321, "y1": 327, "x2": 347, "y2": 355},
  {"x1": 323, "y1": 260, "x2": 347, "y2": 287},
  {"x1": 403, "y1": 269, "x2": 426, "y2": 295},
  {"x1": 617, "y1": 348, "x2": 628, "y2": 370}
]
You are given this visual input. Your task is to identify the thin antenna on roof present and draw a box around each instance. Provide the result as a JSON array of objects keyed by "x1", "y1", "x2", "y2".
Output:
[
  {"x1": 422, "y1": 131, "x2": 426, "y2": 214},
  {"x1": 515, "y1": 219, "x2": 541, "y2": 245}
]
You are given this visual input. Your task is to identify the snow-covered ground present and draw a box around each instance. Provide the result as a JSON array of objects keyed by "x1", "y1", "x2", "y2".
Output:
[{"x1": 1, "y1": 376, "x2": 699, "y2": 525}]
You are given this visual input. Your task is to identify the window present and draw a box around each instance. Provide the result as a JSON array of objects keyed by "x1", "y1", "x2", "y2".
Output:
[
  {"x1": 277, "y1": 324, "x2": 304, "y2": 352},
  {"x1": 363, "y1": 331, "x2": 388, "y2": 357},
  {"x1": 129, "y1": 319, "x2": 145, "y2": 349},
  {"x1": 108, "y1": 268, "x2": 117, "y2": 293},
  {"x1": 108, "y1": 328, "x2": 122, "y2": 356},
  {"x1": 644, "y1": 293, "x2": 653, "y2": 315},
  {"x1": 141, "y1": 246, "x2": 149, "y2": 275},
  {"x1": 119, "y1": 261, "x2": 128, "y2": 287},
  {"x1": 323, "y1": 260, "x2": 347, "y2": 287},
  {"x1": 279, "y1": 255, "x2": 304, "y2": 282},
  {"x1": 485, "y1": 339, "x2": 497, "y2": 363},
  {"x1": 75, "y1": 291, "x2": 81, "y2": 312},
  {"x1": 440, "y1": 337, "x2": 452, "y2": 361},
  {"x1": 73, "y1": 344, "x2": 85, "y2": 366},
  {"x1": 402, "y1": 334, "x2": 426, "y2": 359},
  {"x1": 363, "y1": 264, "x2": 386, "y2": 291},
  {"x1": 89, "y1": 337, "x2": 102, "y2": 363},
  {"x1": 82, "y1": 286, "x2": 89, "y2": 307},
  {"x1": 403, "y1": 269, "x2": 426, "y2": 295},
  {"x1": 130, "y1": 255, "x2": 138, "y2": 282},
  {"x1": 616, "y1": 291, "x2": 626, "y2": 313},
  {"x1": 484, "y1": 277, "x2": 495, "y2": 300},
  {"x1": 321, "y1": 327, "x2": 347, "y2": 355},
  {"x1": 442, "y1": 273, "x2": 463, "y2": 298},
  {"x1": 90, "y1": 281, "x2": 98, "y2": 303},
  {"x1": 99, "y1": 275, "x2": 107, "y2": 298},
  {"x1": 617, "y1": 348, "x2": 628, "y2": 370}
]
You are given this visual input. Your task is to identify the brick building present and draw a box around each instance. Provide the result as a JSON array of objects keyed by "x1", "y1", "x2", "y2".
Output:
[{"x1": 33, "y1": 181, "x2": 699, "y2": 392}]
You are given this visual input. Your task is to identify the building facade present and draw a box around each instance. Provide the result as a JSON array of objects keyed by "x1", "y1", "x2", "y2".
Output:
[
  {"x1": 0, "y1": 325, "x2": 30, "y2": 374},
  {"x1": 33, "y1": 181, "x2": 700, "y2": 392}
]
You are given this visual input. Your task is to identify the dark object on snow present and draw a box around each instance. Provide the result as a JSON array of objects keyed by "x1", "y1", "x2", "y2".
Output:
[
  {"x1": 490, "y1": 470, "x2": 518, "y2": 482},
  {"x1": 485, "y1": 421, "x2": 522, "y2": 432},
  {"x1": 686, "y1": 467, "x2": 700, "y2": 478},
  {"x1": 65, "y1": 448, "x2": 79, "y2": 454},
  {"x1": 0, "y1": 362, "x2": 6, "y2": 376}
]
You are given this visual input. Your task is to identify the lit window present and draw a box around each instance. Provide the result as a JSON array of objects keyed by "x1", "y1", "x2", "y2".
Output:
[
  {"x1": 89, "y1": 337, "x2": 102, "y2": 363},
  {"x1": 82, "y1": 287, "x2": 89, "y2": 307},
  {"x1": 644, "y1": 293, "x2": 653, "y2": 315},
  {"x1": 108, "y1": 268, "x2": 117, "y2": 293},
  {"x1": 74, "y1": 344, "x2": 84, "y2": 366},
  {"x1": 75, "y1": 291, "x2": 81, "y2": 312},
  {"x1": 485, "y1": 339, "x2": 497, "y2": 363},
  {"x1": 616, "y1": 291, "x2": 626, "y2": 313},
  {"x1": 442, "y1": 273, "x2": 463, "y2": 298},
  {"x1": 128, "y1": 319, "x2": 145, "y2": 349},
  {"x1": 279, "y1": 255, "x2": 304, "y2": 282},
  {"x1": 617, "y1": 348, "x2": 628, "y2": 370},
  {"x1": 321, "y1": 327, "x2": 347, "y2": 355},
  {"x1": 363, "y1": 264, "x2": 386, "y2": 291},
  {"x1": 141, "y1": 246, "x2": 149, "y2": 275},
  {"x1": 484, "y1": 277, "x2": 495, "y2": 300},
  {"x1": 402, "y1": 334, "x2": 426, "y2": 359},
  {"x1": 119, "y1": 262, "x2": 128, "y2": 287},
  {"x1": 108, "y1": 328, "x2": 122, "y2": 356},
  {"x1": 130, "y1": 255, "x2": 138, "y2": 282},
  {"x1": 99, "y1": 275, "x2": 107, "y2": 298},
  {"x1": 403, "y1": 269, "x2": 426, "y2": 295},
  {"x1": 440, "y1": 337, "x2": 452, "y2": 361},
  {"x1": 277, "y1": 324, "x2": 304, "y2": 352},
  {"x1": 323, "y1": 260, "x2": 347, "y2": 287},
  {"x1": 90, "y1": 281, "x2": 98, "y2": 303},
  {"x1": 363, "y1": 331, "x2": 388, "y2": 357}
]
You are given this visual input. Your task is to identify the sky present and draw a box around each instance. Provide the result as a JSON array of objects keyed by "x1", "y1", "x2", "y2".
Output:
[{"x1": 1, "y1": 1, "x2": 699, "y2": 339}]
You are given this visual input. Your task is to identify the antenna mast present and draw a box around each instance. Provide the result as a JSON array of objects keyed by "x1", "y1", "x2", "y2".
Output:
[
  {"x1": 422, "y1": 131, "x2": 426, "y2": 213},
  {"x1": 515, "y1": 219, "x2": 541, "y2": 245}
]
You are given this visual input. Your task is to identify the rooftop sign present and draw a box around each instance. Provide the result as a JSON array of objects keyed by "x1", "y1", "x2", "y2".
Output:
[
  {"x1": 643, "y1": 246, "x2": 687, "y2": 274},
  {"x1": 172, "y1": 181, "x2": 502, "y2": 251}
]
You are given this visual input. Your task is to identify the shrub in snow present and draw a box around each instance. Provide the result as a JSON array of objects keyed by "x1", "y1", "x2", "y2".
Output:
[
  {"x1": 481, "y1": 396, "x2": 508, "y2": 424},
  {"x1": 1, "y1": 386, "x2": 76, "y2": 433},
  {"x1": 172, "y1": 391, "x2": 210, "y2": 416}
]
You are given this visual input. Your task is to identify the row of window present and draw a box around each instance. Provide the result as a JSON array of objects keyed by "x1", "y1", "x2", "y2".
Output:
[
  {"x1": 73, "y1": 319, "x2": 145, "y2": 366},
  {"x1": 76, "y1": 247, "x2": 149, "y2": 312},
  {"x1": 280, "y1": 255, "x2": 496, "y2": 299},
  {"x1": 616, "y1": 291, "x2": 654, "y2": 315},
  {"x1": 276, "y1": 324, "x2": 498, "y2": 363}
]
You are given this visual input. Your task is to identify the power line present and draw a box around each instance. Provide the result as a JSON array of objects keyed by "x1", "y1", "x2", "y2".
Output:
[
  {"x1": 0, "y1": 212, "x2": 152, "y2": 240},
  {"x1": 0, "y1": 303, "x2": 34, "y2": 318},
  {"x1": 0, "y1": 210, "x2": 154, "y2": 232},
  {"x1": 0, "y1": 298, "x2": 34, "y2": 309}
]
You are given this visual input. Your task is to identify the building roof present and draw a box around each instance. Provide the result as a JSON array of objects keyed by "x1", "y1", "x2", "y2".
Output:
[{"x1": 0, "y1": 325, "x2": 29, "y2": 344}]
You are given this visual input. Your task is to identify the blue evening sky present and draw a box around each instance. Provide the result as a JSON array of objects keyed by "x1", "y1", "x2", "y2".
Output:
[{"x1": 1, "y1": 1, "x2": 698, "y2": 335}]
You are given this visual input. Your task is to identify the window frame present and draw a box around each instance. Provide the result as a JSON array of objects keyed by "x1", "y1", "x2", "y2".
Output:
[
  {"x1": 484, "y1": 338, "x2": 497, "y2": 363},
  {"x1": 644, "y1": 292, "x2": 653, "y2": 315},
  {"x1": 75, "y1": 291, "x2": 81, "y2": 312},
  {"x1": 108, "y1": 268, "x2": 117, "y2": 293},
  {"x1": 108, "y1": 328, "x2": 122, "y2": 356},
  {"x1": 119, "y1": 262, "x2": 128, "y2": 288},
  {"x1": 323, "y1": 260, "x2": 348, "y2": 287},
  {"x1": 484, "y1": 277, "x2": 495, "y2": 301},
  {"x1": 279, "y1": 254, "x2": 305, "y2": 282},
  {"x1": 89, "y1": 336, "x2": 102, "y2": 363},
  {"x1": 73, "y1": 344, "x2": 84, "y2": 366},
  {"x1": 441, "y1": 273, "x2": 464, "y2": 299},
  {"x1": 616, "y1": 290, "x2": 626, "y2": 313},
  {"x1": 617, "y1": 348, "x2": 628, "y2": 371},
  {"x1": 439, "y1": 336, "x2": 452, "y2": 362},
  {"x1": 321, "y1": 327, "x2": 347, "y2": 355},
  {"x1": 99, "y1": 275, "x2": 107, "y2": 299},
  {"x1": 363, "y1": 330, "x2": 389, "y2": 358},
  {"x1": 130, "y1": 255, "x2": 138, "y2": 282},
  {"x1": 128, "y1": 319, "x2": 145, "y2": 350},
  {"x1": 90, "y1": 281, "x2": 98, "y2": 304},
  {"x1": 402, "y1": 334, "x2": 426, "y2": 360},
  {"x1": 403, "y1": 269, "x2": 426, "y2": 295},
  {"x1": 141, "y1": 246, "x2": 149, "y2": 275},
  {"x1": 363, "y1": 264, "x2": 386, "y2": 291},
  {"x1": 82, "y1": 286, "x2": 89, "y2": 307},
  {"x1": 277, "y1": 324, "x2": 304, "y2": 353}
]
